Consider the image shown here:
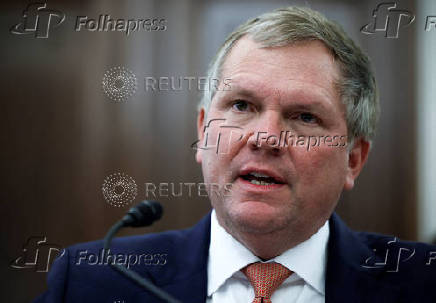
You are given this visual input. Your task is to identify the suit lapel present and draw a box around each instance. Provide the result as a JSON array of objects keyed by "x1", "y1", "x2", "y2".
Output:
[
  {"x1": 325, "y1": 213, "x2": 402, "y2": 303},
  {"x1": 143, "y1": 212, "x2": 212, "y2": 302}
]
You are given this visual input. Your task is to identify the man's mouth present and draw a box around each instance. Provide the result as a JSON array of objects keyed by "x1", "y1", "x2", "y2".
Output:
[{"x1": 238, "y1": 170, "x2": 285, "y2": 186}]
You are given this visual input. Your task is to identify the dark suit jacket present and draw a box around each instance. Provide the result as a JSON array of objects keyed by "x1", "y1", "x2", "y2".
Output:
[{"x1": 34, "y1": 212, "x2": 436, "y2": 303}]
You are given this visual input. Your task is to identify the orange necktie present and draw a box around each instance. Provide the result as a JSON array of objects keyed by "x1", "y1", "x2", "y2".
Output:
[{"x1": 241, "y1": 262, "x2": 292, "y2": 303}]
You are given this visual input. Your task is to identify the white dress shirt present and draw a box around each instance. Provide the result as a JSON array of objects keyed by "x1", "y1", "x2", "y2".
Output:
[{"x1": 206, "y1": 209, "x2": 329, "y2": 303}]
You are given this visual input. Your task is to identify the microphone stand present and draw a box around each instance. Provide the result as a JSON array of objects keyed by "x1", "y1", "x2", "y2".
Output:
[{"x1": 103, "y1": 205, "x2": 182, "y2": 303}]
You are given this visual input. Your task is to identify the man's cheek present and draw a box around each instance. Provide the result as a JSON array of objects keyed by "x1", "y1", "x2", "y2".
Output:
[
  {"x1": 202, "y1": 156, "x2": 227, "y2": 183},
  {"x1": 294, "y1": 150, "x2": 341, "y2": 179}
]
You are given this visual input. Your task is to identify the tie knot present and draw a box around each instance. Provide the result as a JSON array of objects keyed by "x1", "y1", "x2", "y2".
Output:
[{"x1": 241, "y1": 262, "x2": 292, "y2": 301}]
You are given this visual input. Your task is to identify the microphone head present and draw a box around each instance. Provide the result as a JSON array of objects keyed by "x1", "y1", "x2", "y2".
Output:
[{"x1": 122, "y1": 200, "x2": 163, "y2": 227}]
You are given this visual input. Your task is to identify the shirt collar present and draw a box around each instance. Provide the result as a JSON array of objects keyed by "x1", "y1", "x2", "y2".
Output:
[{"x1": 207, "y1": 209, "x2": 330, "y2": 296}]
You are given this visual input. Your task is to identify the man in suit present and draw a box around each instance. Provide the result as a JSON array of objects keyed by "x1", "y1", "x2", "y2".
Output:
[{"x1": 35, "y1": 6, "x2": 436, "y2": 303}]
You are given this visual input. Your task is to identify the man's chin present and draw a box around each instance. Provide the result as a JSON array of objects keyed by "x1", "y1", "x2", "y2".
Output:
[{"x1": 225, "y1": 203, "x2": 289, "y2": 234}]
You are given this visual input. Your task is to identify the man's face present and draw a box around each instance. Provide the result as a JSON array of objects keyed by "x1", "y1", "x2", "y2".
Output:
[{"x1": 196, "y1": 37, "x2": 368, "y2": 242}]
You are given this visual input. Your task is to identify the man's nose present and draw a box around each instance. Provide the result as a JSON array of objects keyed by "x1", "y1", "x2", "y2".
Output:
[{"x1": 246, "y1": 112, "x2": 287, "y2": 155}]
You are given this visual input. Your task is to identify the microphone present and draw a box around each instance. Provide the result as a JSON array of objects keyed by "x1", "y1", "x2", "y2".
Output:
[
  {"x1": 121, "y1": 199, "x2": 163, "y2": 227},
  {"x1": 103, "y1": 200, "x2": 181, "y2": 303}
]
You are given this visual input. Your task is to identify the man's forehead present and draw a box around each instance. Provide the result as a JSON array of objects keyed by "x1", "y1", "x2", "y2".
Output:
[
  {"x1": 221, "y1": 36, "x2": 339, "y2": 75},
  {"x1": 217, "y1": 37, "x2": 342, "y2": 107}
]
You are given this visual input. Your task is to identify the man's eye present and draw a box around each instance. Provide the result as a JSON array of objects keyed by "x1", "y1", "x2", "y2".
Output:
[
  {"x1": 299, "y1": 112, "x2": 318, "y2": 124},
  {"x1": 232, "y1": 100, "x2": 250, "y2": 112}
]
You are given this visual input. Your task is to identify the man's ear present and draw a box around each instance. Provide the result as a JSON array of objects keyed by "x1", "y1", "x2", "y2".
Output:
[
  {"x1": 195, "y1": 108, "x2": 205, "y2": 164},
  {"x1": 344, "y1": 138, "x2": 370, "y2": 190}
]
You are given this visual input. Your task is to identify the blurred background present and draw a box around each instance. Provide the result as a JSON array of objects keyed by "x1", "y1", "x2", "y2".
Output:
[{"x1": 1, "y1": 0, "x2": 435, "y2": 301}]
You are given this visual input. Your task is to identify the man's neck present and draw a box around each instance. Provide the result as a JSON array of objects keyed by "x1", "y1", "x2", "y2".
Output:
[{"x1": 215, "y1": 215, "x2": 322, "y2": 260}]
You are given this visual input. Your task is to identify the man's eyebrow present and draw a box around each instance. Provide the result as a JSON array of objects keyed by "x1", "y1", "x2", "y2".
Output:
[
  {"x1": 218, "y1": 81, "x2": 282, "y2": 104},
  {"x1": 219, "y1": 85, "x2": 261, "y2": 99},
  {"x1": 219, "y1": 84, "x2": 335, "y2": 110},
  {"x1": 285, "y1": 102, "x2": 332, "y2": 114}
]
